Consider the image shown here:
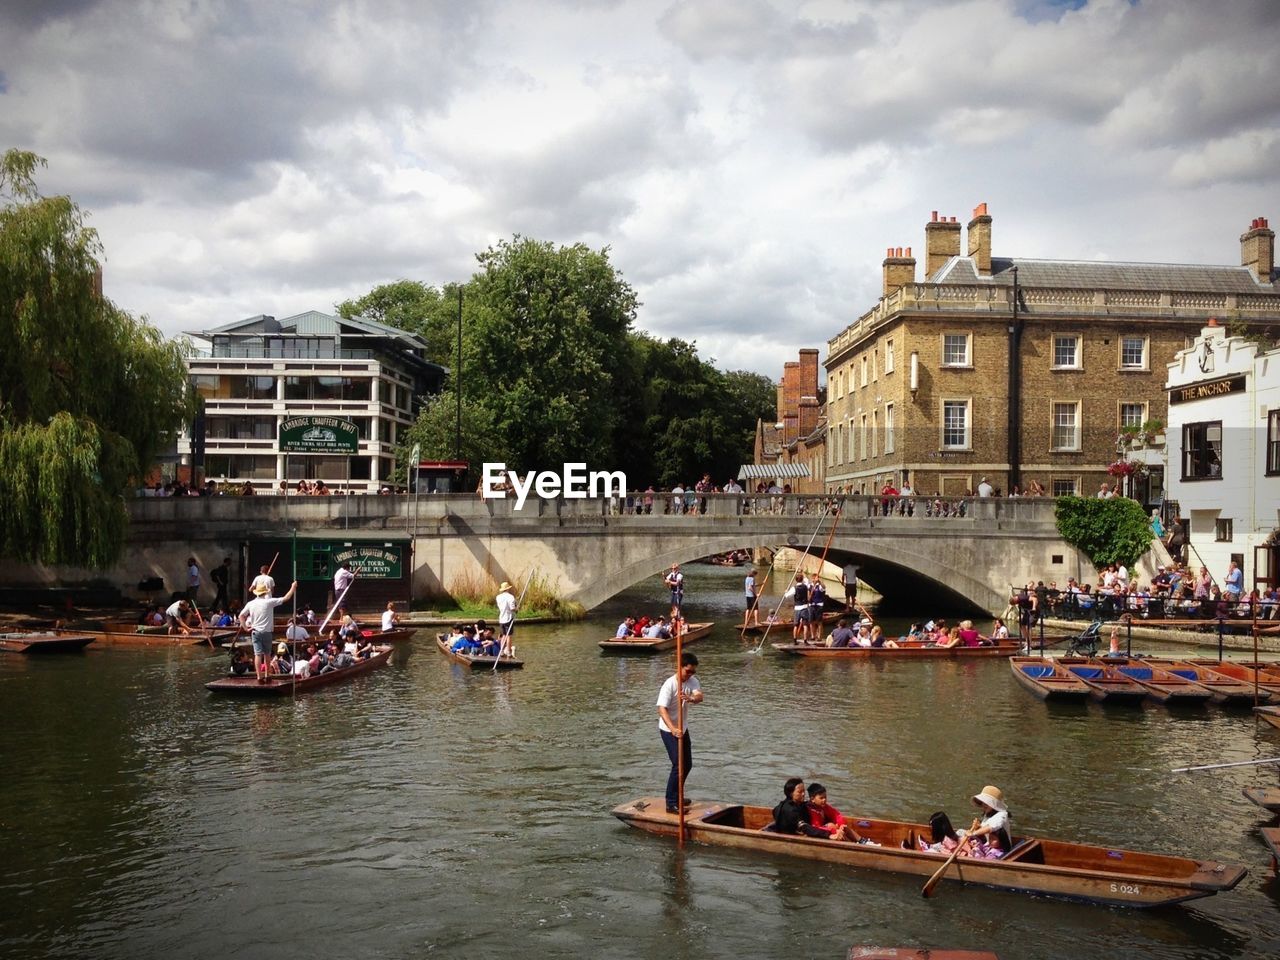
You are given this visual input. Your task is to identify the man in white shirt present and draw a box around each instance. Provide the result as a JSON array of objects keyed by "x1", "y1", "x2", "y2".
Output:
[
  {"x1": 657, "y1": 652, "x2": 704, "y2": 815},
  {"x1": 250, "y1": 564, "x2": 275, "y2": 598},
  {"x1": 976, "y1": 477, "x2": 995, "y2": 497},
  {"x1": 495, "y1": 581, "x2": 518, "y2": 655},
  {"x1": 332, "y1": 562, "x2": 355, "y2": 606},
  {"x1": 285, "y1": 618, "x2": 310, "y2": 643},
  {"x1": 239, "y1": 580, "x2": 298, "y2": 683},
  {"x1": 381, "y1": 601, "x2": 398, "y2": 632}
]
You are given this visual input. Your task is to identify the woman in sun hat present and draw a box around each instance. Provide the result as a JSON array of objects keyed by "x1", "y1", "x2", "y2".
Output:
[{"x1": 958, "y1": 785, "x2": 1012, "y2": 858}]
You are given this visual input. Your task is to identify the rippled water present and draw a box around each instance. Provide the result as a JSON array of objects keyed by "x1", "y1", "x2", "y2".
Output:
[{"x1": 2, "y1": 564, "x2": 1280, "y2": 959}]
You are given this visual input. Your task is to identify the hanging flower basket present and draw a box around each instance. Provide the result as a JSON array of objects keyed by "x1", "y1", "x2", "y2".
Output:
[{"x1": 1106, "y1": 458, "x2": 1148, "y2": 479}]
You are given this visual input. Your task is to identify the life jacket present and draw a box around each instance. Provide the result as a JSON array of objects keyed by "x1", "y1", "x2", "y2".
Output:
[{"x1": 793, "y1": 582, "x2": 809, "y2": 605}]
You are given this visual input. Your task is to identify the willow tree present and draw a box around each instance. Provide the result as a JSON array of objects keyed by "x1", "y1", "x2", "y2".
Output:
[{"x1": 0, "y1": 149, "x2": 193, "y2": 568}]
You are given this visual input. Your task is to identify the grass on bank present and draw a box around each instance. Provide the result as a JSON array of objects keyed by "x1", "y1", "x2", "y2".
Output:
[{"x1": 410, "y1": 568, "x2": 585, "y2": 621}]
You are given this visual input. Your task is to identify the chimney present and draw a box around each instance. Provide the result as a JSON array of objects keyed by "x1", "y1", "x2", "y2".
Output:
[
  {"x1": 1241, "y1": 216, "x2": 1275, "y2": 282},
  {"x1": 783, "y1": 412, "x2": 799, "y2": 446},
  {"x1": 883, "y1": 245, "x2": 916, "y2": 297},
  {"x1": 798, "y1": 398, "x2": 820, "y2": 439},
  {"x1": 798, "y1": 349, "x2": 819, "y2": 401},
  {"x1": 781, "y1": 361, "x2": 800, "y2": 421},
  {"x1": 924, "y1": 211, "x2": 962, "y2": 278},
  {"x1": 967, "y1": 202, "x2": 992, "y2": 276}
]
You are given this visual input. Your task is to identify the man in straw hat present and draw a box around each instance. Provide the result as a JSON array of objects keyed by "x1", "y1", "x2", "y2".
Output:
[
  {"x1": 238, "y1": 579, "x2": 298, "y2": 683},
  {"x1": 495, "y1": 579, "x2": 518, "y2": 657}
]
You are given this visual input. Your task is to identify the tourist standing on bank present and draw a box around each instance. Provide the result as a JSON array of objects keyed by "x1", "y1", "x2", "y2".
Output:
[
  {"x1": 657, "y1": 652, "x2": 704, "y2": 814},
  {"x1": 185, "y1": 557, "x2": 201, "y2": 604},
  {"x1": 496, "y1": 580, "x2": 517, "y2": 655},
  {"x1": 333, "y1": 561, "x2": 355, "y2": 608},
  {"x1": 211, "y1": 556, "x2": 232, "y2": 610},
  {"x1": 240, "y1": 580, "x2": 298, "y2": 682}
]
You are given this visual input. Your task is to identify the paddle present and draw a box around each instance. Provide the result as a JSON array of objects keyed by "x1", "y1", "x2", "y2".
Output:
[
  {"x1": 494, "y1": 571, "x2": 535, "y2": 670},
  {"x1": 922, "y1": 817, "x2": 980, "y2": 898}
]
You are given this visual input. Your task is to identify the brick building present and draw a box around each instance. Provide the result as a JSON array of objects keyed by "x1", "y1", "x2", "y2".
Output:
[
  {"x1": 825, "y1": 207, "x2": 1279, "y2": 501},
  {"x1": 753, "y1": 349, "x2": 827, "y2": 492}
]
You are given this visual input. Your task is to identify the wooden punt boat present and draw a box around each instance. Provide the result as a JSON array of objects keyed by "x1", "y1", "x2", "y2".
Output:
[
  {"x1": 1138, "y1": 659, "x2": 1274, "y2": 705},
  {"x1": 773, "y1": 641, "x2": 1022, "y2": 659},
  {"x1": 1008, "y1": 657, "x2": 1092, "y2": 701},
  {"x1": 1183, "y1": 660, "x2": 1280, "y2": 697},
  {"x1": 1256, "y1": 705, "x2": 1280, "y2": 730},
  {"x1": 56, "y1": 626, "x2": 237, "y2": 647},
  {"x1": 1243, "y1": 786, "x2": 1280, "y2": 813},
  {"x1": 1262, "y1": 827, "x2": 1280, "y2": 877},
  {"x1": 1058, "y1": 659, "x2": 1150, "y2": 704},
  {"x1": 737, "y1": 610, "x2": 843, "y2": 634},
  {"x1": 0, "y1": 631, "x2": 95, "y2": 653},
  {"x1": 848, "y1": 951, "x2": 999, "y2": 960},
  {"x1": 611, "y1": 796, "x2": 1246, "y2": 908},
  {"x1": 205, "y1": 644, "x2": 392, "y2": 696},
  {"x1": 599, "y1": 622, "x2": 714, "y2": 653},
  {"x1": 1107, "y1": 662, "x2": 1213, "y2": 704},
  {"x1": 434, "y1": 634, "x2": 523, "y2": 670}
]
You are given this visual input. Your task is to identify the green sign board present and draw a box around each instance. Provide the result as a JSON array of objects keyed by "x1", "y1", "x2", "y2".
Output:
[
  {"x1": 333, "y1": 545, "x2": 403, "y2": 580},
  {"x1": 279, "y1": 416, "x2": 359, "y2": 454}
]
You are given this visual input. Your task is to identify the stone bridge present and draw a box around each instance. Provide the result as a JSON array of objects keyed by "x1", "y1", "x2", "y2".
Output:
[{"x1": 31, "y1": 493, "x2": 1109, "y2": 616}]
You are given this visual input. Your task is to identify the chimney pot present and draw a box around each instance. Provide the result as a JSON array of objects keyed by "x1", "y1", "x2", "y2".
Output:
[
  {"x1": 905, "y1": 247, "x2": 912, "y2": 258},
  {"x1": 950, "y1": 216, "x2": 957, "y2": 223},
  {"x1": 886, "y1": 247, "x2": 893, "y2": 257},
  {"x1": 931, "y1": 210, "x2": 938, "y2": 222},
  {"x1": 973, "y1": 202, "x2": 988, "y2": 218}
]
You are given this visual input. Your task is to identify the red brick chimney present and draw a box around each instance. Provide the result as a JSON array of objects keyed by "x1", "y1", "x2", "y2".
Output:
[
  {"x1": 967, "y1": 202, "x2": 992, "y2": 276},
  {"x1": 924, "y1": 211, "x2": 962, "y2": 278},
  {"x1": 1241, "y1": 217, "x2": 1275, "y2": 282},
  {"x1": 798, "y1": 348, "x2": 819, "y2": 401},
  {"x1": 882, "y1": 246, "x2": 916, "y2": 297}
]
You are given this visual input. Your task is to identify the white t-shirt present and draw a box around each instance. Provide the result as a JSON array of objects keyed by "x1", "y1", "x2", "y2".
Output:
[
  {"x1": 285, "y1": 624, "x2": 309, "y2": 642},
  {"x1": 293, "y1": 659, "x2": 311, "y2": 677},
  {"x1": 240, "y1": 596, "x2": 286, "y2": 633},
  {"x1": 496, "y1": 590, "x2": 517, "y2": 624},
  {"x1": 250, "y1": 574, "x2": 275, "y2": 597},
  {"x1": 334, "y1": 567, "x2": 355, "y2": 594},
  {"x1": 165, "y1": 600, "x2": 186, "y2": 620},
  {"x1": 188, "y1": 563, "x2": 200, "y2": 588},
  {"x1": 656, "y1": 673, "x2": 701, "y2": 734},
  {"x1": 381, "y1": 609, "x2": 396, "y2": 631}
]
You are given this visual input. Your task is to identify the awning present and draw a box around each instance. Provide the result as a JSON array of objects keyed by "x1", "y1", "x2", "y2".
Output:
[{"x1": 737, "y1": 463, "x2": 811, "y2": 481}]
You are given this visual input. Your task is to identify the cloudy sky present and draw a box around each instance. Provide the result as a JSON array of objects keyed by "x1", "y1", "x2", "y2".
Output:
[{"x1": 2, "y1": 0, "x2": 1277, "y2": 375}]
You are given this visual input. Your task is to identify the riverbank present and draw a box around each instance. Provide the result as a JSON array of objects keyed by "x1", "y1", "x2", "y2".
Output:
[{"x1": 1041, "y1": 616, "x2": 1280, "y2": 653}]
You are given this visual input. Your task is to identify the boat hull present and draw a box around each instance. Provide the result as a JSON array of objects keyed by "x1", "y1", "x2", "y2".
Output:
[
  {"x1": 1141, "y1": 660, "x2": 1273, "y2": 705},
  {"x1": 205, "y1": 645, "x2": 393, "y2": 696},
  {"x1": 1256, "y1": 705, "x2": 1280, "y2": 730},
  {"x1": 737, "y1": 610, "x2": 844, "y2": 635},
  {"x1": 611, "y1": 797, "x2": 1245, "y2": 908},
  {"x1": 59, "y1": 627, "x2": 237, "y2": 647},
  {"x1": 599, "y1": 623, "x2": 714, "y2": 653},
  {"x1": 1060, "y1": 661, "x2": 1149, "y2": 703},
  {"x1": 774, "y1": 641, "x2": 1021, "y2": 659},
  {"x1": 434, "y1": 635, "x2": 524, "y2": 670},
  {"x1": 1009, "y1": 657, "x2": 1092, "y2": 701},
  {"x1": 1243, "y1": 786, "x2": 1280, "y2": 813},
  {"x1": 0, "y1": 632, "x2": 95, "y2": 654}
]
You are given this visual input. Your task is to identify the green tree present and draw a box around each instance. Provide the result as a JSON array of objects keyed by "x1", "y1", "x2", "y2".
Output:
[
  {"x1": 1054, "y1": 496, "x2": 1154, "y2": 570},
  {"x1": 0, "y1": 150, "x2": 193, "y2": 567},
  {"x1": 335, "y1": 279, "x2": 465, "y2": 367},
  {"x1": 397, "y1": 389, "x2": 500, "y2": 487}
]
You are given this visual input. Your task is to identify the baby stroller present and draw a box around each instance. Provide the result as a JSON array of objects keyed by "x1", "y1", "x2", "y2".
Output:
[{"x1": 1063, "y1": 619, "x2": 1103, "y2": 657}]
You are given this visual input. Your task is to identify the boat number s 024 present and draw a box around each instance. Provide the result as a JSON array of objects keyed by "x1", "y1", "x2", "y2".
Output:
[{"x1": 1110, "y1": 883, "x2": 1141, "y2": 895}]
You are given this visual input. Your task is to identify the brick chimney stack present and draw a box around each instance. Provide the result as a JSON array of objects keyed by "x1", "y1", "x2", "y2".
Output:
[
  {"x1": 798, "y1": 348, "x2": 819, "y2": 401},
  {"x1": 882, "y1": 246, "x2": 916, "y2": 297},
  {"x1": 924, "y1": 211, "x2": 962, "y2": 278},
  {"x1": 1241, "y1": 216, "x2": 1275, "y2": 282},
  {"x1": 967, "y1": 202, "x2": 992, "y2": 276}
]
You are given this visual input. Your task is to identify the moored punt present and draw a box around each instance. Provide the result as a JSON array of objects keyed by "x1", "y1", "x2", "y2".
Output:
[
  {"x1": 1184, "y1": 660, "x2": 1280, "y2": 697},
  {"x1": 1008, "y1": 657, "x2": 1092, "y2": 701},
  {"x1": 1256, "y1": 705, "x2": 1280, "y2": 731},
  {"x1": 611, "y1": 796, "x2": 1246, "y2": 908},
  {"x1": 737, "y1": 610, "x2": 843, "y2": 634},
  {"x1": 773, "y1": 641, "x2": 1022, "y2": 659},
  {"x1": 598, "y1": 622, "x2": 714, "y2": 653},
  {"x1": 205, "y1": 644, "x2": 392, "y2": 696},
  {"x1": 1058, "y1": 659, "x2": 1150, "y2": 704},
  {"x1": 1263, "y1": 827, "x2": 1280, "y2": 877},
  {"x1": 1243, "y1": 786, "x2": 1280, "y2": 813},
  {"x1": 1108, "y1": 662, "x2": 1213, "y2": 704},
  {"x1": 434, "y1": 634, "x2": 524, "y2": 670},
  {"x1": 56, "y1": 626, "x2": 237, "y2": 647},
  {"x1": 848, "y1": 951, "x2": 999, "y2": 960},
  {"x1": 0, "y1": 631, "x2": 95, "y2": 654},
  {"x1": 1139, "y1": 659, "x2": 1275, "y2": 706}
]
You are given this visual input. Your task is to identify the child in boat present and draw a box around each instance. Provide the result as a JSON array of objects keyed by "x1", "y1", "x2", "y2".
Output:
[
  {"x1": 805, "y1": 783, "x2": 864, "y2": 842},
  {"x1": 771, "y1": 779, "x2": 829, "y2": 838}
]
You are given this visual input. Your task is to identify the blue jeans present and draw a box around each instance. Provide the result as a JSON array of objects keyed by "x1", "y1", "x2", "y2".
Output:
[{"x1": 660, "y1": 728, "x2": 692, "y2": 810}]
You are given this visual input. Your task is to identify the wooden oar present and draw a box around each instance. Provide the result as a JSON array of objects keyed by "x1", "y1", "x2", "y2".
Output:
[
  {"x1": 921, "y1": 818, "x2": 979, "y2": 898},
  {"x1": 675, "y1": 616, "x2": 686, "y2": 846}
]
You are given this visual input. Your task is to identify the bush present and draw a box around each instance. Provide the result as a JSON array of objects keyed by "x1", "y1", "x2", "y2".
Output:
[{"x1": 1054, "y1": 496, "x2": 1154, "y2": 570}]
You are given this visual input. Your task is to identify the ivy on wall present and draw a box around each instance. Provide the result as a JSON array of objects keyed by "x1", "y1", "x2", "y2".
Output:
[{"x1": 1054, "y1": 496, "x2": 1154, "y2": 571}]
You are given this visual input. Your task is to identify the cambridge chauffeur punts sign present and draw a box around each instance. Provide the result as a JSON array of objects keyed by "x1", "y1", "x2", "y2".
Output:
[
  {"x1": 279, "y1": 416, "x2": 360, "y2": 454},
  {"x1": 333, "y1": 545, "x2": 402, "y2": 579}
]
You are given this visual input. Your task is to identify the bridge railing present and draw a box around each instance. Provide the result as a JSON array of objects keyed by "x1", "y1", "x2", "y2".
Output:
[{"x1": 127, "y1": 491, "x2": 1058, "y2": 527}]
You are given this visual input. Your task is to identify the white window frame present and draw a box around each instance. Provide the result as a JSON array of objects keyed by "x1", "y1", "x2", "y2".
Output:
[
  {"x1": 1052, "y1": 334, "x2": 1081, "y2": 370},
  {"x1": 861, "y1": 356, "x2": 868, "y2": 387},
  {"x1": 1119, "y1": 335, "x2": 1149, "y2": 371},
  {"x1": 1118, "y1": 402, "x2": 1146, "y2": 430},
  {"x1": 884, "y1": 339, "x2": 895, "y2": 375},
  {"x1": 1051, "y1": 477, "x2": 1078, "y2": 497},
  {"x1": 871, "y1": 410, "x2": 879, "y2": 458},
  {"x1": 940, "y1": 398, "x2": 971, "y2": 450},
  {"x1": 1051, "y1": 400, "x2": 1081, "y2": 452},
  {"x1": 872, "y1": 350, "x2": 878, "y2": 382},
  {"x1": 860, "y1": 414, "x2": 868, "y2": 459},
  {"x1": 941, "y1": 333, "x2": 971, "y2": 368},
  {"x1": 885, "y1": 402, "x2": 895, "y2": 454}
]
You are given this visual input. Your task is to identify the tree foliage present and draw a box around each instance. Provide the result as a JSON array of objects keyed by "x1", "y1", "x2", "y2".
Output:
[
  {"x1": 1054, "y1": 496, "x2": 1154, "y2": 570},
  {"x1": 0, "y1": 149, "x2": 193, "y2": 567},
  {"x1": 335, "y1": 279, "x2": 463, "y2": 367}
]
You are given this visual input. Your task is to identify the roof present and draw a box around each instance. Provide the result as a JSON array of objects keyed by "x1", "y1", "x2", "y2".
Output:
[
  {"x1": 189, "y1": 310, "x2": 429, "y2": 348},
  {"x1": 930, "y1": 256, "x2": 1275, "y2": 293},
  {"x1": 738, "y1": 463, "x2": 811, "y2": 481}
]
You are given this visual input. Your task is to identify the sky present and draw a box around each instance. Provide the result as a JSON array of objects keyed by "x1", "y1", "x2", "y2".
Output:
[{"x1": 2, "y1": 0, "x2": 1277, "y2": 376}]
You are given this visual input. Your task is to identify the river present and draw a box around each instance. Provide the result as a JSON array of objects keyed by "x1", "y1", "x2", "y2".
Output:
[{"x1": 1, "y1": 564, "x2": 1278, "y2": 959}]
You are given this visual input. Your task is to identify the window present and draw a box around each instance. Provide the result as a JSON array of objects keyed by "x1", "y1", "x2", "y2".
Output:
[
  {"x1": 1052, "y1": 335, "x2": 1080, "y2": 369},
  {"x1": 1120, "y1": 336, "x2": 1148, "y2": 370},
  {"x1": 861, "y1": 357, "x2": 868, "y2": 387},
  {"x1": 860, "y1": 414, "x2": 868, "y2": 459},
  {"x1": 885, "y1": 403, "x2": 895, "y2": 454},
  {"x1": 1268, "y1": 409, "x2": 1280, "y2": 476},
  {"x1": 1051, "y1": 402, "x2": 1080, "y2": 451},
  {"x1": 871, "y1": 410, "x2": 879, "y2": 458},
  {"x1": 1182, "y1": 421, "x2": 1222, "y2": 480},
  {"x1": 1215, "y1": 518, "x2": 1233, "y2": 542},
  {"x1": 884, "y1": 339, "x2": 895, "y2": 374},
  {"x1": 1119, "y1": 403, "x2": 1146, "y2": 429},
  {"x1": 941, "y1": 400, "x2": 970, "y2": 449},
  {"x1": 872, "y1": 350, "x2": 878, "y2": 382},
  {"x1": 190, "y1": 375, "x2": 221, "y2": 399},
  {"x1": 229, "y1": 375, "x2": 275, "y2": 400},
  {"x1": 942, "y1": 334, "x2": 970, "y2": 367},
  {"x1": 1052, "y1": 477, "x2": 1078, "y2": 497}
]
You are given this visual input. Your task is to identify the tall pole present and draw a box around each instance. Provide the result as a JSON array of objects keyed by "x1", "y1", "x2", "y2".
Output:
[{"x1": 455, "y1": 286, "x2": 463, "y2": 461}]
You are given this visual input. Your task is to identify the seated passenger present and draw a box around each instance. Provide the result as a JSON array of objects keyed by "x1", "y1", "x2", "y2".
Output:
[
  {"x1": 478, "y1": 627, "x2": 501, "y2": 656},
  {"x1": 805, "y1": 782, "x2": 863, "y2": 842},
  {"x1": 355, "y1": 637, "x2": 374, "y2": 659},
  {"x1": 285, "y1": 618, "x2": 310, "y2": 643},
  {"x1": 956, "y1": 620, "x2": 982, "y2": 647},
  {"x1": 633, "y1": 615, "x2": 651, "y2": 636},
  {"x1": 269, "y1": 641, "x2": 292, "y2": 675},
  {"x1": 450, "y1": 626, "x2": 482, "y2": 653},
  {"x1": 616, "y1": 617, "x2": 636, "y2": 638},
  {"x1": 934, "y1": 627, "x2": 961, "y2": 649},
  {"x1": 826, "y1": 619, "x2": 855, "y2": 648},
  {"x1": 867, "y1": 625, "x2": 899, "y2": 648},
  {"x1": 294, "y1": 645, "x2": 317, "y2": 678},
  {"x1": 230, "y1": 649, "x2": 253, "y2": 676},
  {"x1": 955, "y1": 785, "x2": 1012, "y2": 860},
  {"x1": 989, "y1": 618, "x2": 1009, "y2": 641},
  {"x1": 770, "y1": 779, "x2": 829, "y2": 837}
]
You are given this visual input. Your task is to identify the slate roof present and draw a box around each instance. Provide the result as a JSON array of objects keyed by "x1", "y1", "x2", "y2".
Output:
[
  {"x1": 930, "y1": 256, "x2": 1276, "y2": 293},
  {"x1": 190, "y1": 310, "x2": 428, "y2": 346}
]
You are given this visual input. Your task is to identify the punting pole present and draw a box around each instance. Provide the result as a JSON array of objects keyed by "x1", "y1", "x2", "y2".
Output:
[
  {"x1": 675, "y1": 616, "x2": 685, "y2": 847},
  {"x1": 753, "y1": 503, "x2": 833, "y2": 655},
  {"x1": 1172, "y1": 757, "x2": 1280, "y2": 773}
]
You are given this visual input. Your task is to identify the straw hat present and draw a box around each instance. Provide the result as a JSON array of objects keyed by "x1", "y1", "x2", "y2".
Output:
[
  {"x1": 973, "y1": 785, "x2": 1007, "y2": 813},
  {"x1": 499, "y1": 581, "x2": 513, "y2": 592},
  {"x1": 276, "y1": 642, "x2": 288, "y2": 654},
  {"x1": 252, "y1": 583, "x2": 270, "y2": 596}
]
